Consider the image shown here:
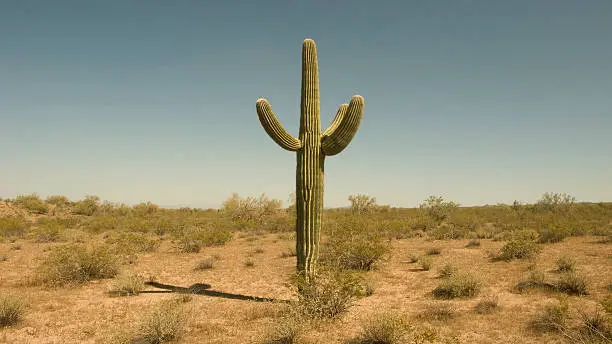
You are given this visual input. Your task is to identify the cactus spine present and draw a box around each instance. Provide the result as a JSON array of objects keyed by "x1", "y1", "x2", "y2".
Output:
[{"x1": 256, "y1": 38, "x2": 364, "y2": 280}]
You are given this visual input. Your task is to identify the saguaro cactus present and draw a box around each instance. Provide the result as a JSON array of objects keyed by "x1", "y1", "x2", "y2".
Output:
[{"x1": 256, "y1": 38, "x2": 364, "y2": 280}]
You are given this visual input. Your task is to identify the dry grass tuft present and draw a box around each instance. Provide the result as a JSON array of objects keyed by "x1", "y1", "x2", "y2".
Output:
[
  {"x1": 437, "y1": 263, "x2": 458, "y2": 279},
  {"x1": 578, "y1": 308, "x2": 611, "y2": 341},
  {"x1": 474, "y1": 296, "x2": 500, "y2": 314},
  {"x1": 108, "y1": 272, "x2": 146, "y2": 296},
  {"x1": 349, "y1": 312, "x2": 409, "y2": 344},
  {"x1": 261, "y1": 312, "x2": 305, "y2": 344},
  {"x1": 194, "y1": 256, "x2": 215, "y2": 270},
  {"x1": 419, "y1": 302, "x2": 456, "y2": 322},
  {"x1": 530, "y1": 301, "x2": 569, "y2": 333},
  {"x1": 113, "y1": 298, "x2": 190, "y2": 344},
  {"x1": 426, "y1": 247, "x2": 441, "y2": 255},
  {"x1": 555, "y1": 255, "x2": 576, "y2": 272},
  {"x1": 280, "y1": 247, "x2": 297, "y2": 258},
  {"x1": 419, "y1": 256, "x2": 433, "y2": 271},
  {"x1": 0, "y1": 294, "x2": 26, "y2": 327},
  {"x1": 465, "y1": 239, "x2": 481, "y2": 248}
]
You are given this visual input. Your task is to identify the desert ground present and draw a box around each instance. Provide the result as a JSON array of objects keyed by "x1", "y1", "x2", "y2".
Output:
[{"x1": 0, "y1": 194, "x2": 610, "y2": 344}]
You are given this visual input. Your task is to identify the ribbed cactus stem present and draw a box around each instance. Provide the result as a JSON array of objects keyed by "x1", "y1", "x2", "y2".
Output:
[{"x1": 256, "y1": 38, "x2": 364, "y2": 282}]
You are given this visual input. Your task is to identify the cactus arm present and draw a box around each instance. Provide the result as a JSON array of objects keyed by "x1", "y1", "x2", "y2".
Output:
[
  {"x1": 321, "y1": 104, "x2": 348, "y2": 137},
  {"x1": 321, "y1": 95, "x2": 364, "y2": 156},
  {"x1": 256, "y1": 98, "x2": 302, "y2": 151}
]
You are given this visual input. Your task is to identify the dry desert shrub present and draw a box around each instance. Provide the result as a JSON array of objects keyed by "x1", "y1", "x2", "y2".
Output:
[
  {"x1": 530, "y1": 301, "x2": 570, "y2": 333},
  {"x1": 36, "y1": 243, "x2": 119, "y2": 287},
  {"x1": 293, "y1": 269, "x2": 361, "y2": 319},
  {"x1": 111, "y1": 297, "x2": 191, "y2": 344},
  {"x1": 496, "y1": 238, "x2": 541, "y2": 261},
  {"x1": 555, "y1": 255, "x2": 577, "y2": 273},
  {"x1": 350, "y1": 312, "x2": 410, "y2": 344},
  {"x1": 474, "y1": 295, "x2": 500, "y2": 314},
  {"x1": 261, "y1": 311, "x2": 305, "y2": 344},
  {"x1": 418, "y1": 302, "x2": 456, "y2": 322},
  {"x1": 555, "y1": 271, "x2": 589, "y2": 296},
  {"x1": 433, "y1": 271, "x2": 480, "y2": 299},
  {"x1": 0, "y1": 294, "x2": 26, "y2": 327},
  {"x1": 321, "y1": 215, "x2": 391, "y2": 271},
  {"x1": 108, "y1": 272, "x2": 146, "y2": 296},
  {"x1": 0, "y1": 216, "x2": 29, "y2": 238}
]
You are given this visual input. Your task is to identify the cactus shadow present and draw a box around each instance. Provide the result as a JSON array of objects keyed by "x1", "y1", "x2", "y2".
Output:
[{"x1": 143, "y1": 281, "x2": 289, "y2": 303}]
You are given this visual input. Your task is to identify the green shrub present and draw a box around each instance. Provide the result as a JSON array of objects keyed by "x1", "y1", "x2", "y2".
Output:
[
  {"x1": 37, "y1": 244, "x2": 119, "y2": 286},
  {"x1": 0, "y1": 217, "x2": 29, "y2": 238},
  {"x1": 36, "y1": 217, "x2": 80, "y2": 228},
  {"x1": 496, "y1": 239, "x2": 541, "y2": 261},
  {"x1": 419, "y1": 196, "x2": 459, "y2": 225},
  {"x1": 322, "y1": 216, "x2": 391, "y2": 271},
  {"x1": 348, "y1": 194, "x2": 379, "y2": 215},
  {"x1": 122, "y1": 217, "x2": 152, "y2": 233},
  {"x1": 536, "y1": 192, "x2": 576, "y2": 212},
  {"x1": 0, "y1": 294, "x2": 26, "y2": 327},
  {"x1": 177, "y1": 229, "x2": 233, "y2": 253},
  {"x1": 14, "y1": 193, "x2": 48, "y2": 214},
  {"x1": 433, "y1": 272, "x2": 480, "y2": 299},
  {"x1": 512, "y1": 229, "x2": 540, "y2": 242},
  {"x1": 30, "y1": 221, "x2": 66, "y2": 243},
  {"x1": 132, "y1": 202, "x2": 159, "y2": 216},
  {"x1": 81, "y1": 216, "x2": 120, "y2": 233},
  {"x1": 72, "y1": 195, "x2": 100, "y2": 216},
  {"x1": 221, "y1": 192, "x2": 283, "y2": 224},
  {"x1": 429, "y1": 223, "x2": 470, "y2": 240},
  {"x1": 106, "y1": 232, "x2": 159, "y2": 254},
  {"x1": 45, "y1": 195, "x2": 70, "y2": 207},
  {"x1": 555, "y1": 272, "x2": 588, "y2": 295},
  {"x1": 538, "y1": 225, "x2": 571, "y2": 243},
  {"x1": 294, "y1": 269, "x2": 360, "y2": 319},
  {"x1": 151, "y1": 218, "x2": 175, "y2": 236}
]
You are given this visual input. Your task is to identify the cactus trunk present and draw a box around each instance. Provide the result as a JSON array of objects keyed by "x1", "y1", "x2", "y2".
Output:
[
  {"x1": 296, "y1": 40, "x2": 322, "y2": 277},
  {"x1": 256, "y1": 38, "x2": 364, "y2": 282}
]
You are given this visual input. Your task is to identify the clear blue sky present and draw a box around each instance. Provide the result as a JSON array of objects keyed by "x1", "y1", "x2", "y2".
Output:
[{"x1": 1, "y1": 0, "x2": 611, "y2": 208}]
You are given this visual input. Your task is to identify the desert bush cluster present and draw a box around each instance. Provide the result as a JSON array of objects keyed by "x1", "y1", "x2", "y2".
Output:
[{"x1": 0, "y1": 191, "x2": 610, "y2": 343}]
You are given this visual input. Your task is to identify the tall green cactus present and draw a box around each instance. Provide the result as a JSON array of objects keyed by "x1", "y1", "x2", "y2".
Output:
[{"x1": 256, "y1": 38, "x2": 364, "y2": 280}]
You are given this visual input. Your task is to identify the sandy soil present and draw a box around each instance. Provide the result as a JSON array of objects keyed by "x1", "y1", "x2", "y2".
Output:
[{"x1": 1, "y1": 231, "x2": 610, "y2": 343}]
